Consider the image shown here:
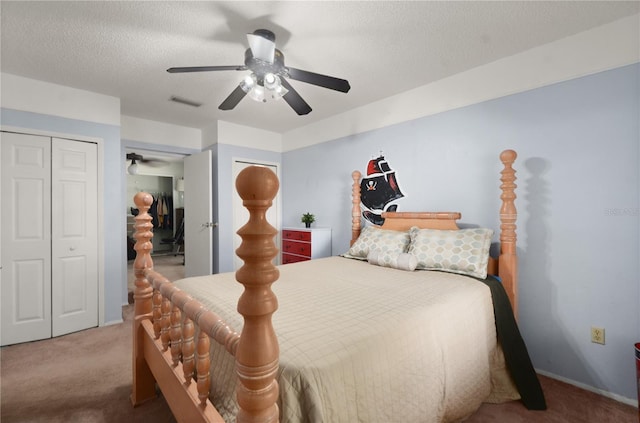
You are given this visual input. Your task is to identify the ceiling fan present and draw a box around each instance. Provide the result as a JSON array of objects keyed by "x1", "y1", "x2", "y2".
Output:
[
  {"x1": 167, "y1": 29, "x2": 351, "y2": 115},
  {"x1": 126, "y1": 152, "x2": 167, "y2": 174}
]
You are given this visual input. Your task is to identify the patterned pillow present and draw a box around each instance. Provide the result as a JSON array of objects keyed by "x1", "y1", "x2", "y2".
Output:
[
  {"x1": 367, "y1": 249, "x2": 418, "y2": 271},
  {"x1": 408, "y1": 227, "x2": 494, "y2": 279},
  {"x1": 343, "y1": 226, "x2": 410, "y2": 260}
]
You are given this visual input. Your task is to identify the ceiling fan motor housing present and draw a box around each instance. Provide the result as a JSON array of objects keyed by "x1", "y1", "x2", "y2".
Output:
[
  {"x1": 126, "y1": 153, "x2": 143, "y2": 161},
  {"x1": 244, "y1": 48, "x2": 286, "y2": 85},
  {"x1": 252, "y1": 29, "x2": 275, "y2": 42}
]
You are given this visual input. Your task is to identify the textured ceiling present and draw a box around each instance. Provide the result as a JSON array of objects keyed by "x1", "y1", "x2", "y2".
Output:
[{"x1": 1, "y1": 1, "x2": 638, "y2": 133}]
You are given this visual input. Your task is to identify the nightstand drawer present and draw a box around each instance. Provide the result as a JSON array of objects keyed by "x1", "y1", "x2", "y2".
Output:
[
  {"x1": 282, "y1": 230, "x2": 311, "y2": 242},
  {"x1": 281, "y1": 227, "x2": 331, "y2": 265},
  {"x1": 282, "y1": 253, "x2": 310, "y2": 264},
  {"x1": 282, "y1": 240, "x2": 311, "y2": 257}
]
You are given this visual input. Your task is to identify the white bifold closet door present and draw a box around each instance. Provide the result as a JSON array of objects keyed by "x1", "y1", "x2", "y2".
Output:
[{"x1": 1, "y1": 132, "x2": 98, "y2": 346}]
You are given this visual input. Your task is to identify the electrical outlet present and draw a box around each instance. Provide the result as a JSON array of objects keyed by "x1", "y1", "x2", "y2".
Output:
[{"x1": 591, "y1": 326, "x2": 605, "y2": 345}]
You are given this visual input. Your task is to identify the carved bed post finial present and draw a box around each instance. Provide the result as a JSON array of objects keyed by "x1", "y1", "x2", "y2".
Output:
[
  {"x1": 498, "y1": 149, "x2": 519, "y2": 319},
  {"x1": 133, "y1": 192, "x2": 154, "y2": 317},
  {"x1": 234, "y1": 166, "x2": 280, "y2": 423},
  {"x1": 351, "y1": 170, "x2": 362, "y2": 246},
  {"x1": 131, "y1": 191, "x2": 156, "y2": 406}
]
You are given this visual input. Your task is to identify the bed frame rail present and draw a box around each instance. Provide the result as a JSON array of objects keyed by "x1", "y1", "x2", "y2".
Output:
[{"x1": 131, "y1": 166, "x2": 281, "y2": 423}]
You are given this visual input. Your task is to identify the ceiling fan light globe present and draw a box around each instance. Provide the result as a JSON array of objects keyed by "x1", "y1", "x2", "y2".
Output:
[
  {"x1": 128, "y1": 162, "x2": 139, "y2": 175},
  {"x1": 264, "y1": 73, "x2": 277, "y2": 89},
  {"x1": 240, "y1": 74, "x2": 257, "y2": 93},
  {"x1": 262, "y1": 73, "x2": 287, "y2": 101},
  {"x1": 270, "y1": 84, "x2": 288, "y2": 101},
  {"x1": 248, "y1": 85, "x2": 267, "y2": 103}
]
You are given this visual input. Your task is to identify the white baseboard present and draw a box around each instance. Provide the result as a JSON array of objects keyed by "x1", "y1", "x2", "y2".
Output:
[
  {"x1": 104, "y1": 317, "x2": 124, "y2": 326},
  {"x1": 536, "y1": 369, "x2": 639, "y2": 408}
]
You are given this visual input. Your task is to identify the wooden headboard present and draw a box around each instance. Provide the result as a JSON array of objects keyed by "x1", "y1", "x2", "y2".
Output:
[
  {"x1": 380, "y1": 212, "x2": 461, "y2": 231},
  {"x1": 349, "y1": 150, "x2": 519, "y2": 318}
]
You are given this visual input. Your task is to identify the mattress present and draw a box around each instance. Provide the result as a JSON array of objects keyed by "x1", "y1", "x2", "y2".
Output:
[{"x1": 174, "y1": 256, "x2": 519, "y2": 422}]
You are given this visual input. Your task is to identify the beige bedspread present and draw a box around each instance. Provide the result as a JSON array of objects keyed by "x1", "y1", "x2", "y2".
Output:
[{"x1": 174, "y1": 256, "x2": 517, "y2": 423}]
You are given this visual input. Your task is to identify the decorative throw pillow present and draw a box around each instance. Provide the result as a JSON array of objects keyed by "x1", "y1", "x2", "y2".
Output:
[
  {"x1": 343, "y1": 225, "x2": 410, "y2": 260},
  {"x1": 367, "y1": 249, "x2": 418, "y2": 271},
  {"x1": 408, "y1": 227, "x2": 494, "y2": 279}
]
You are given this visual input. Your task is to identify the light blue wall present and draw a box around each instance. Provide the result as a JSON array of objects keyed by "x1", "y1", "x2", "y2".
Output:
[
  {"x1": 281, "y1": 63, "x2": 640, "y2": 401},
  {"x1": 1, "y1": 108, "x2": 124, "y2": 324},
  {"x1": 215, "y1": 143, "x2": 281, "y2": 273}
]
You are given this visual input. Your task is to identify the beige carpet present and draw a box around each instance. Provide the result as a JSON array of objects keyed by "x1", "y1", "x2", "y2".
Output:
[
  {"x1": 467, "y1": 376, "x2": 638, "y2": 422},
  {"x1": 1, "y1": 305, "x2": 175, "y2": 423}
]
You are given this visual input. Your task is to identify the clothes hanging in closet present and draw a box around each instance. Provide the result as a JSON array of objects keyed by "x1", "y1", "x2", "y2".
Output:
[{"x1": 148, "y1": 193, "x2": 173, "y2": 230}]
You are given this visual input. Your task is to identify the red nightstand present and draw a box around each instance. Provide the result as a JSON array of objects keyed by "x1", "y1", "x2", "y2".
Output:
[{"x1": 281, "y1": 227, "x2": 331, "y2": 264}]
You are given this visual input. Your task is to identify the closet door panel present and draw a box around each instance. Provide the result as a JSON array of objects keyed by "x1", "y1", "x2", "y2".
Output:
[
  {"x1": 13, "y1": 259, "x2": 47, "y2": 320},
  {"x1": 51, "y1": 138, "x2": 98, "y2": 336},
  {"x1": 1, "y1": 133, "x2": 52, "y2": 346}
]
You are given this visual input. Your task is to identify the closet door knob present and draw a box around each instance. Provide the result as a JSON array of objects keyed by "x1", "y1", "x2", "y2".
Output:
[{"x1": 69, "y1": 246, "x2": 76, "y2": 251}]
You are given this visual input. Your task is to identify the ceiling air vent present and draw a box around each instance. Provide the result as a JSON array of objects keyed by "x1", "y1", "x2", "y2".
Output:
[{"x1": 170, "y1": 96, "x2": 202, "y2": 108}]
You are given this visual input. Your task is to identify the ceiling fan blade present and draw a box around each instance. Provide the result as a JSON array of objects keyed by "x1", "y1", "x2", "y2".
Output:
[
  {"x1": 247, "y1": 30, "x2": 275, "y2": 63},
  {"x1": 279, "y1": 78, "x2": 312, "y2": 115},
  {"x1": 167, "y1": 65, "x2": 246, "y2": 73},
  {"x1": 286, "y1": 67, "x2": 351, "y2": 93},
  {"x1": 219, "y1": 85, "x2": 248, "y2": 110}
]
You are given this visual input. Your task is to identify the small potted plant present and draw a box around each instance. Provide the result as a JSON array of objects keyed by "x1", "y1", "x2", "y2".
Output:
[{"x1": 301, "y1": 212, "x2": 315, "y2": 228}]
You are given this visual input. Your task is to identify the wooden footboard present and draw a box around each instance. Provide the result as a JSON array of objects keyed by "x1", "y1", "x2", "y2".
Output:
[
  {"x1": 350, "y1": 149, "x2": 519, "y2": 318},
  {"x1": 131, "y1": 166, "x2": 281, "y2": 423}
]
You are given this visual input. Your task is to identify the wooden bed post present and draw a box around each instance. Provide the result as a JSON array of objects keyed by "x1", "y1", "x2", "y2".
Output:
[
  {"x1": 498, "y1": 150, "x2": 519, "y2": 319},
  {"x1": 131, "y1": 192, "x2": 157, "y2": 405},
  {"x1": 351, "y1": 170, "x2": 362, "y2": 246},
  {"x1": 234, "y1": 166, "x2": 281, "y2": 423}
]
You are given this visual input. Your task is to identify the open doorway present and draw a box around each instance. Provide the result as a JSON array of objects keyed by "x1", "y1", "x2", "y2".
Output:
[{"x1": 124, "y1": 148, "x2": 187, "y2": 302}]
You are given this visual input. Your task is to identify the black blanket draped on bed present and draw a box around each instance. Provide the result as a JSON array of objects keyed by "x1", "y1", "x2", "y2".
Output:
[{"x1": 480, "y1": 275, "x2": 547, "y2": 410}]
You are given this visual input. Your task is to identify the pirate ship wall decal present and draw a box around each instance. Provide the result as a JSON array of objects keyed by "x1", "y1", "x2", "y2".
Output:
[{"x1": 360, "y1": 153, "x2": 405, "y2": 225}]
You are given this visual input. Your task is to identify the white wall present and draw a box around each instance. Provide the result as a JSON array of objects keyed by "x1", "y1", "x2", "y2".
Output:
[
  {"x1": 217, "y1": 120, "x2": 282, "y2": 152},
  {"x1": 202, "y1": 121, "x2": 219, "y2": 148},
  {"x1": 1, "y1": 73, "x2": 120, "y2": 126},
  {"x1": 121, "y1": 115, "x2": 201, "y2": 149}
]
